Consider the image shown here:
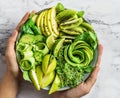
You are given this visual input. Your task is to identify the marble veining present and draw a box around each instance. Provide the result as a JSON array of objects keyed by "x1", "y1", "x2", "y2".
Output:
[{"x1": 0, "y1": 0, "x2": 120, "y2": 98}]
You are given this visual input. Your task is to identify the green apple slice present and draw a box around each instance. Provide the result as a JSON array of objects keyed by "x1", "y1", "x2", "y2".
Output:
[
  {"x1": 41, "y1": 71, "x2": 55, "y2": 88},
  {"x1": 42, "y1": 54, "x2": 50, "y2": 74},
  {"x1": 36, "y1": 66, "x2": 43, "y2": 86},
  {"x1": 49, "y1": 74, "x2": 60, "y2": 94},
  {"x1": 45, "y1": 57, "x2": 57, "y2": 75}
]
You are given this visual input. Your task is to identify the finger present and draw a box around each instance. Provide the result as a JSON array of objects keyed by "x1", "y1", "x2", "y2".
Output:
[
  {"x1": 7, "y1": 30, "x2": 18, "y2": 51},
  {"x1": 84, "y1": 66, "x2": 100, "y2": 88},
  {"x1": 84, "y1": 44, "x2": 103, "y2": 88},
  {"x1": 32, "y1": 10, "x2": 37, "y2": 13},
  {"x1": 16, "y1": 12, "x2": 30, "y2": 31},
  {"x1": 96, "y1": 44, "x2": 103, "y2": 66}
]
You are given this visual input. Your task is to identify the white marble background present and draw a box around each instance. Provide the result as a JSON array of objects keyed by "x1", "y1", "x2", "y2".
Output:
[{"x1": 0, "y1": 0, "x2": 120, "y2": 98}]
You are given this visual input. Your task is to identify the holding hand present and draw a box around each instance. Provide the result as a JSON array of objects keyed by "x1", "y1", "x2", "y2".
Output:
[{"x1": 0, "y1": 12, "x2": 30, "y2": 98}]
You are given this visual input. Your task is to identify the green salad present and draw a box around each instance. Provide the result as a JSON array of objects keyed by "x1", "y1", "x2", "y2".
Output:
[{"x1": 16, "y1": 3, "x2": 98, "y2": 94}]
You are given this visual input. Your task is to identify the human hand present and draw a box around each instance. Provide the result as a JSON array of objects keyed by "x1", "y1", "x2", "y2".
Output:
[
  {"x1": 52, "y1": 44, "x2": 103, "y2": 98},
  {"x1": 5, "y1": 12, "x2": 30, "y2": 78}
]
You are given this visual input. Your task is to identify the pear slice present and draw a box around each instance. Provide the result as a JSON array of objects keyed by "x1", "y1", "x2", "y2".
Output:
[
  {"x1": 49, "y1": 74, "x2": 60, "y2": 94},
  {"x1": 29, "y1": 69, "x2": 40, "y2": 91},
  {"x1": 32, "y1": 14, "x2": 38, "y2": 23},
  {"x1": 45, "y1": 57, "x2": 57, "y2": 75},
  {"x1": 39, "y1": 11, "x2": 47, "y2": 36},
  {"x1": 44, "y1": 10, "x2": 51, "y2": 36},
  {"x1": 41, "y1": 71, "x2": 55, "y2": 88},
  {"x1": 36, "y1": 12, "x2": 43, "y2": 30},
  {"x1": 36, "y1": 66, "x2": 43, "y2": 86},
  {"x1": 50, "y1": 7, "x2": 59, "y2": 37},
  {"x1": 42, "y1": 54, "x2": 50, "y2": 74}
]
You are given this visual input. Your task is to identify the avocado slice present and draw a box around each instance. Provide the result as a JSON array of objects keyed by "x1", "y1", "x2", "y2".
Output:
[{"x1": 19, "y1": 34, "x2": 35, "y2": 44}]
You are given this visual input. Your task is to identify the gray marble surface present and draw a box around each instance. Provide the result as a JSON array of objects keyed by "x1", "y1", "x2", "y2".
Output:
[{"x1": 0, "y1": 0, "x2": 120, "y2": 98}]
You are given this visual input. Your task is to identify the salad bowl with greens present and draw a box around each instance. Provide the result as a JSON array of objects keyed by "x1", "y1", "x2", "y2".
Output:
[{"x1": 16, "y1": 3, "x2": 98, "y2": 94}]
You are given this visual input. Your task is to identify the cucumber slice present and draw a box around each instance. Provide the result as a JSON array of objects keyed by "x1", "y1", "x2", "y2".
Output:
[
  {"x1": 53, "y1": 38, "x2": 65, "y2": 57},
  {"x1": 34, "y1": 35, "x2": 45, "y2": 43}
]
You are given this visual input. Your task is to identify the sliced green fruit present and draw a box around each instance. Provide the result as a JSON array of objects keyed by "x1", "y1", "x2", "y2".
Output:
[
  {"x1": 41, "y1": 71, "x2": 55, "y2": 88},
  {"x1": 44, "y1": 10, "x2": 51, "y2": 36},
  {"x1": 39, "y1": 11, "x2": 47, "y2": 36},
  {"x1": 50, "y1": 7, "x2": 59, "y2": 37},
  {"x1": 36, "y1": 12, "x2": 42, "y2": 30},
  {"x1": 45, "y1": 56, "x2": 57, "y2": 75},
  {"x1": 49, "y1": 74, "x2": 60, "y2": 94},
  {"x1": 47, "y1": 9, "x2": 55, "y2": 36},
  {"x1": 46, "y1": 34, "x2": 55, "y2": 50},
  {"x1": 32, "y1": 14, "x2": 38, "y2": 23},
  {"x1": 71, "y1": 26, "x2": 83, "y2": 33},
  {"x1": 56, "y1": 9, "x2": 77, "y2": 23},
  {"x1": 42, "y1": 54, "x2": 51, "y2": 74},
  {"x1": 53, "y1": 38, "x2": 65, "y2": 57},
  {"x1": 36, "y1": 66, "x2": 43, "y2": 86},
  {"x1": 60, "y1": 18, "x2": 83, "y2": 29},
  {"x1": 81, "y1": 22, "x2": 93, "y2": 31},
  {"x1": 19, "y1": 34, "x2": 35, "y2": 44},
  {"x1": 61, "y1": 29, "x2": 80, "y2": 35},
  {"x1": 29, "y1": 69, "x2": 40, "y2": 91}
]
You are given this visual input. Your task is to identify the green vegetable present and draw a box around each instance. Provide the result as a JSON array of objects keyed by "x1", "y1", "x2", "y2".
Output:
[
  {"x1": 29, "y1": 69, "x2": 40, "y2": 90},
  {"x1": 21, "y1": 18, "x2": 41, "y2": 35},
  {"x1": 77, "y1": 11, "x2": 85, "y2": 18},
  {"x1": 74, "y1": 31, "x2": 98, "y2": 50},
  {"x1": 20, "y1": 57, "x2": 35, "y2": 71},
  {"x1": 56, "y1": 3, "x2": 65, "y2": 14}
]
